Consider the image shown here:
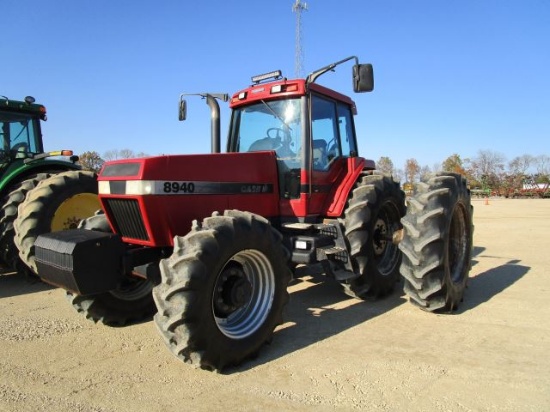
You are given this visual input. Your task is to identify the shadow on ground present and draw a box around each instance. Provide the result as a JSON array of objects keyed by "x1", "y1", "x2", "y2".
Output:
[
  {"x1": 230, "y1": 248, "x2": 530, "y2": 372},
  {"x1": 471, "y1": 246, "x2": 486, "y2": 267},
  {"x1": 0, "y1": 270, "x2": 55, "y2": 299},
  {"x1": 227, "y1": 269, "x2": 406, "y2": 373},
  {"x1": 458, "y1": 257, "x2": 529, "y2": 314}
]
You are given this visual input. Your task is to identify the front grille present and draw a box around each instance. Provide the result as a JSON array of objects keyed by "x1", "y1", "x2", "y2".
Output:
[{"x1": 104, "y1": 198, "x2": 149, "y2": 241}]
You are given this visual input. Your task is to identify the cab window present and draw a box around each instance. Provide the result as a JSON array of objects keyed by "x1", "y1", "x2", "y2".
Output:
[
  {"x1": 337, "y1": 101, "x2": 357, "y2": 158},
  {"x1": 0, "y1": 113, "x2": 41, "y2": 158},
  {"x1": 311, "y1": 95, "x2": 339, "y2": 170}
]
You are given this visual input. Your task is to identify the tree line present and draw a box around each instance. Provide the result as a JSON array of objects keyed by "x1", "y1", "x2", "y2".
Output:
[
  {"x1": 377, "y1": 150, "x2": 550, "y2": 196},
  {"x1": 78, "y1": 149, "x2": 149, "y2": 172},
  {"x1": 79, "y1": 149, "x2": 550, "y2": 196}
]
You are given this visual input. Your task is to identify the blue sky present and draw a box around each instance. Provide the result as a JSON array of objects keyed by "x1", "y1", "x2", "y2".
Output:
[{"x1": 3, "y1": 0, "x2": 549, "y2": 171}]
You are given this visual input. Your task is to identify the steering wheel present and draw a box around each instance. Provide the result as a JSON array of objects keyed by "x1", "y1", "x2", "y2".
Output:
[
  {"x1": 266, "y1": 128, "x2": 286, "y2": 141},
  {"x1": 326, "y1": 138, "x2": 339, "y2": 162},
  {"x1": 266, "y1": 128, "x2": 296, "y2": 158}
]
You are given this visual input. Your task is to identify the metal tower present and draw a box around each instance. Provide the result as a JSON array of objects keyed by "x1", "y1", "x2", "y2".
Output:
[{"x1": 292, "y1": 0, "x2": 308, "y2": 77}]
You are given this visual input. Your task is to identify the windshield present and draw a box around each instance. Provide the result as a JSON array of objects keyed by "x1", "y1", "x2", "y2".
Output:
[
  {"x1": 0, "y1": 111, "x2": 41, "y2": 158},
  {"x1": 230, "y1": 98, "x2": 302, "y2": 162}
]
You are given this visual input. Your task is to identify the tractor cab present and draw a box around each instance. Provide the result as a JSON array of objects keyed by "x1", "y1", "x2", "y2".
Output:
[
  {"x1": 226, "y1": 56, "x2": 375, "y2": 221},
  {"x1": 0, "y1": 96, "x2": 46, "y2": 164},
  {"x1": 0, "y1": 96, "x2": 78, "y2": 181}
]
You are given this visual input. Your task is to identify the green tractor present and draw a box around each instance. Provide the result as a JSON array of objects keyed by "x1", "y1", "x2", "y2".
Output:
[{"x1": 0, "y1": 95, "x2": 100, "y2": 275}]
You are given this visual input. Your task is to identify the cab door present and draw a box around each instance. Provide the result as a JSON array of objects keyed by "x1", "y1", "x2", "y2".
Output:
[{"x1": 308, "y1": 93, "x2": 358, "y2": 216}]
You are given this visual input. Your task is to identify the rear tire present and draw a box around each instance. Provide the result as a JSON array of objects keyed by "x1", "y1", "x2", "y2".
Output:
[
  {"x1": 399, "y1": 173, "x2": 473, "y2": 312},
  {"x1": 67, "y1": 211, "x2": 156, "y2": 326},
  {"x1": 153, "y1": 210, "x2": 291, "y2": 371},
  {"x1": 13, "y1": 170, "x2": 100, "y2": 273},
  {"x1": 342, "y1": 174, "x2": 406, "y2": 299},
  {"x1": 0, "y1": 173, "x2": 52, "y2": 271}
]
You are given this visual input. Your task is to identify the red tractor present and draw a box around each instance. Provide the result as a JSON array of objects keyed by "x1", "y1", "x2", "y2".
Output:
[{"x1": 34, "y1": 56, "x2": 473, "y2": 371}]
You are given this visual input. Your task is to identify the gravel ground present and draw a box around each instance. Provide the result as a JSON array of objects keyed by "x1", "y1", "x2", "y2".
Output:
[{"x1": 0, "y1": 198, "x2": 549, "y2": 411}]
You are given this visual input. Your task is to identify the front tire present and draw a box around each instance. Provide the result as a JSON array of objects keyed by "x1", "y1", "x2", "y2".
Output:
[
  {"x1": 342, "y1": 174, "x2": 406, "y2": 299},
  {"x1": 399, "y1": 173, "x2": 473, "y2": 312},
  {"x1": 67, "y1": 211, "x2": 156, "y2": 326},
  {"x1": 153, "y1": 210, "x2": 291, "y2": 371},
  {"x1": 67, "y1": 279, "x2": 156, "y2": 327}
]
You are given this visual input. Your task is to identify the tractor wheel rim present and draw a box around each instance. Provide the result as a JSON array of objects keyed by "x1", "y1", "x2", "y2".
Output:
[
  {"x1": 448, "y1": 203, "x2": 469, "y2": 284},
  {"x1": 373, "y1": 218, "x2": 388, "y2": 255},
  {"x1": 110, "y1": 277, "x2": 154, "y2": 301},
  {"x1": 50, "y1": 193, "x2": 100, "y2": 231},
  {"x1": 212, "y1": 249, "x2": 275, "y2": 340},
  {"x1": 374, "y1": 201, "x2": 401, "y2": 276}
]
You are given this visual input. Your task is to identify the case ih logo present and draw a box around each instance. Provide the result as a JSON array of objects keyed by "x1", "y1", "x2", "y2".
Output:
[{"x1": 240, "y1": 184, "x2": 270, "y2": 193}]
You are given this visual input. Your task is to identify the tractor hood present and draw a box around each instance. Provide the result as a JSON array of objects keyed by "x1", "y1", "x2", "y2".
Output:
[{"x1": 97, "y1": 151, "x2": 281, "y2": 247}]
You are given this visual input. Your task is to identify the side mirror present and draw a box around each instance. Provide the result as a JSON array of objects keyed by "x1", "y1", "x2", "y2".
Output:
[
  {"x1": 353, "y1": 64, "x2": 374, "y2": 93},
  {"x1": 178, "y1": 99, "x2": 187, "y2": 121}
]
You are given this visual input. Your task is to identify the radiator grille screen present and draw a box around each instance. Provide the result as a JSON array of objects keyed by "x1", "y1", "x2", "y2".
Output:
[{"x1": 104, "y1": 199, "x2": 149, "y2": 241}]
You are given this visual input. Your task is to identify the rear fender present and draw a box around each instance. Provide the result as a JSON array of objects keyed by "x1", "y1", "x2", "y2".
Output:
[
  {"x1": 0, "y1": 159, "x2": 80, "y2": 197},
  {"x1": 325, "y1": 157, "x2": 375, "y2": 217}
]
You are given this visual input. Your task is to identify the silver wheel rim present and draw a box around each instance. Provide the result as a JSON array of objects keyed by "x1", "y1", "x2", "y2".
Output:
[{"x1": 212, "y1": 249, "x2": 275, "y2": 339}]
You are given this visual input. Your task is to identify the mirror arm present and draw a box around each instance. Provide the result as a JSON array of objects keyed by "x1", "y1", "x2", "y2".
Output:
[
  {"x1": 178, "y1": 93, "x2": 229, "y2": 154},
  {"x1": 306, "y1": 56, "x2": 359, "y2": 85}
]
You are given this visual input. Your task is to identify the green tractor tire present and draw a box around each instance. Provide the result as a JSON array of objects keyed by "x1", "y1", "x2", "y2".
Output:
[
  {"x1": 13, "y1": 170, "x2": 100, "y2": 274},
  {"x1": 0, "y1": 173, "x2": 54, "y2": 271}
]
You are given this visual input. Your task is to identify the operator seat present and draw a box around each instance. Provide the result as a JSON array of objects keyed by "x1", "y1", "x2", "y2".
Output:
[
  {"x1": 248, "y1": 137, "x2": 279, "y2": 152},
  {"x1": 11, "y1": 142, "x2": 28, "y2": 159},
  {"x1": 312, "y1": 139, "x2": 328, "y2": 170}
]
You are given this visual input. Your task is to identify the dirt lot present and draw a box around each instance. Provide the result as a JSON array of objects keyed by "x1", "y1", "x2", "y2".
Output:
[{"x1": 1, "y1": 198, "x2": 549, "y2": 411}]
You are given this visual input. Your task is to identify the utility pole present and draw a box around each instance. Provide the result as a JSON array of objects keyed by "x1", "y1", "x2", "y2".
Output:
[{"x1": 292, "y1": 0, "x2": 308, "y2": 77}]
